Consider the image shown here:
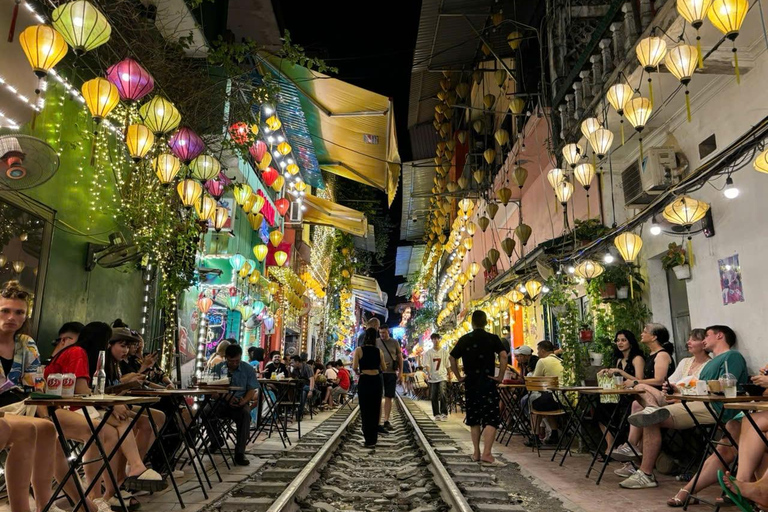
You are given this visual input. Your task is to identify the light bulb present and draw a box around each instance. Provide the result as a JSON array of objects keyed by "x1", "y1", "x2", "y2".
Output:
[
  {"x1": 650, "y1": 214, "x2": 662, "y2": 235},
  {"x1": 603, "y1": 253, "x2": 614, "y2": 264},
  {"x1": 567, "y1": 266, "x2": 575, "y2": 274},
  {"x1": 542, "y1": 286, "x2": 550, "y2": 293},
  {"x1": 724, "y1": 176, "x2": 739, "y2": 199}
]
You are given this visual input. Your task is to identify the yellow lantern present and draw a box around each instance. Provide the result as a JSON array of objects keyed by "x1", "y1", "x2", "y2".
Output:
[
  {"x1": 271, "y1": 175, "x2": 285, "y2": 192},
  {"x1": 554, "y1": 180, "x2": 573, "y2": 204},
  {"x1": 457, "y1": 273, "x2": 468, "y2": 286},
  {"x1": 574, "y1": 163, "x2": 595, "y2": 190},
  {"x1": 708, "y1": 0, "x2": 748, "y2": 83},
  {"x1": 574, "y1": 260, "x2": 605, "y2": 281},
  {"x1": 268, "y1": 282, "x2": 279, "y2": 295},
  {"x1": 294, "y1": 180, "x2": 307, "y2": 193},
  {"x1": 81, "y1": 77, "x2": 119, "y2": 123},
  {"x1": 458, "y1": 198, "x2": 474, "y2": 213},
  {"x1": 125, "y1": 124, "x2": 155, "y2": 161},
  {"x1": 139, "y1": 96, "x2": 181, "y2": 136},
  {"x1": 562, "y1": 143, "x2": 582, "y2": 168},
  {"x1": 509, "y1": 97, "x2": 525, "y2": 114},
  {"x1": 253, "y1": 244, "x2": 269, "y2": 262},
  {"x1": 524, "y1": 279, "x2": 542, "y2": 299},
  {"x1": 286, "y1": 163, "x2": 300, "y2": 175},
  {"x1": 239, "y1": 263, "x2": 252, "y2": 279},
  {"x1": 580, "y1": 117, "x2": 601, "y2": 139},
  {"x1": 189, "y1": 155, "x2": 221, "y2": 181},
  {"x1": 665, "y1": 44, "x2": 699, "y2": 122},
  {"x1": 249, "y1": 271, "x2": 261, "y2": 284},
  {"x1": 753, "y1": 148, "x2": 768, "y2": 174},
  {"x1": 507, "y1": 31, "x2": 523, "y2": 50},
  {"x1": 614, "y1": 232, "x2": 643, "y2": 262},
  {"x1": 678, "y1": 0, "x2": 713, "y2": 68},
  {"x1": 466, "y1": 221, "x2": 477, "y2": 236},
  {"x1": 483, "y1": 148, "x2": 496, "y2": 165},
  {"x1": 248, "y1": 212, "x2": 264, "y2": 231},
  {"x1": 257, "y1": 152, "x2": 273, "y2": 171},
  {"x1": 494, "y1": 129, "x2": 510, "y2": 147},
  {"x1": 588, "y1": 128, "x2": 614, "y2": 159},
  {"x1": 636, "y1": 36, "x2": 667, "y2": 106},
  {"x1": 662, "y1": 196, "x2": 709, "y2": 227},
  {"x1": 213, "y1": 206, "x2": 229, "y2": 232},
  {"x1": 176, "y1": 179, "x2": 202, "y2": 208},
  {"x1": 18, "y1": 25, "x2": 68, "y2": 81},
  {"x1": 469, "y1": 262, "x2": 481, "y2": 277},
  {"x1": 252, "y1": 195, "x2": 266, "y2": 214},
  {"x1": 277, "y1": 142, "x2": 292, "y2": 155},
  {"x1": 153, "y1": 153, "x2": 180, "y2": 184},
  {"x1": 193, "y1": 195, "x2": 216, "y2": 221},
  {"x1": 624, "y1": 97, "x2": 652, "y2": 160},
  {"x1": 463, "y1": 237, "x2": 473, "y2": 251},
  {"x1": 269, "y1": 230, "x2": 284, "y2": 247},
  {"x1": 606, "y1": 83, "x2": 633, "y2": 144},
  {"x1": 497, "y1": 296, "x2": 510, "y2": 310},
  {"x1": 243, "y1": 194, "x2": 258, "y2": 214},
  {"x1": 234, "y1": 184, "x2": 252, "y2": 206},
  {"x1": 506, "y1": 290, "x2": 524, "y2": 303},
  {"x1": 52, "y1": 0, "x2": 111, "y2": 54},
  {"x1": 266, "y1": 115, "x2": 282, "y2": 131}
]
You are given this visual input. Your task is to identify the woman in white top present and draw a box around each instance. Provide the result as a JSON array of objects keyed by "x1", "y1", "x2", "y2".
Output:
[{"x1": 613, "y1": 329, "x2": 709, "y2": 468}]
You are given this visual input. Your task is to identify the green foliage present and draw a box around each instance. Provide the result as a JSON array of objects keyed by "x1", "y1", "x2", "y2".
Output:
[
  {"x1": 573, "y1": 218, "x2": 611, "y2": 242},
  {"x1": 661, "y1": 242, "x2": 687, "y2": 270},
  {"x1": 541, "y1": 276, "x2": 586, "y2": 385}
]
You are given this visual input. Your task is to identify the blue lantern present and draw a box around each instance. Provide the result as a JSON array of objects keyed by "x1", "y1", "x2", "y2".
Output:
[
  {"x1": 229, "y1": 254, "x2": 246, "y2": 272},
  {"x1": 252, "y1": 300, "x2": 265, "y2": 316},
  {"x1": 246, "y1": 259, "x2": 257, "y2": 274},
  {"x1": 228, "y1": 295, "x2": 240, "y2": 310}
]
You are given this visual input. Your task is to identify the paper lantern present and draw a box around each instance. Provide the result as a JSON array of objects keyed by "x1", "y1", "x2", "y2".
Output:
[
  {"x1": 229, "y1": 254, "x2": 246, "y2": 271},
  {"x1": 125, "y1": 124, "x2": 155, "y2": 161},
  {"x1": 665, "y1": 44, "x2": 699, "y2": 121},
  {"x1": 250, "y1": 140, "x2": 267, "y2": 162},
  {"x1": 252, "y1": 301, "x2": 265, "y2": 316},
  {"x1": 562, "y1": 143, "x2": 582, "y2": 167},
  {"x1": 266, "y1": 115, "x2": 282, "y2": 131},
  {"x1": 253, "y1": 244, "x2": 269, "y2": 262},
  {"x1": 239, "y1": 305, "x2": 253, "y2": 320},
  {"x1": 483, "y1": 148, "x2": 496, "y2": 165},
  {"x1": 458, "y1": 198, "x2": 474, "y2": 213},
  {"x1": 286, "y1": 163, "x2": 300, "y2": 176},
  {"x1": 708, "y1": 0, "x2": 748, "y2": 44},
  {"x1": 229, "y1": 122, "x2": 250, "y2": 145},
  {"x1": 52, "y1": 0, "x2": 111, "y2": 54},
  {"x1": 512, "y1": 166, "x2": 528, "y2": 189},
  {"x1": 487, "y1": 203, "x2": 499, "y2": 220},
  {"x1": 515, "y1": 223, "x2": 532, "y2": 245},
  {"x1": 483, "y1": 94, "x2": 496, "y2": 109},
  {"x1": 81, "y1": 78, "x2": 119, "y2": 123},
  {"x1": 494, "y1": 129, "x2": 510, "y2": 147},
  {"x1": 497, "y1": 187, "x2": 512, "y2": 206},
  {"x1": 107, "y1": 57, "x2": 154, "y2": 102},
  {"x1": 153, "y1": 153, "x2": 180, "y2": 184},
  {"x1": 636, "y1": 36, "x2": 667, "y2": 105},
  {"x1": 478, "y1": 217, "x2": 490, "y2": 232},
  {"x1": 488, "y1": 248, "x2": 500, "y2": 266},
  {"x1": 193, "y1": 195, "x2": 216, "y2": 221},
  {"x1": 176, "y1": 179, "x2": 202, "y2": 208},
  {"x1": 753, "y1": 149, "x2": 768, "y2": 174},
  {"x1": 525, "y1": 280, "x2": 542, "y2": 299},
  {"x1": 507, "y1": 290, "x2": 525, "y2": 303},
  {"x1": 139, "y1": 96, "x2": 181, "y2": 136},
  {"x1": 228, "y1": 295, "x2": 240, "y2": 310},
  {"x1": 574, "y1": 260, "x2": 605, "y2": 281},
  {"x1": 234, "y1": 184, "x2": 252, "y2": 206},
  {"x1": 273, "y1": 251, "x2": 288, "y2": 267},
  {"x1": 213, "y1": 207, "x2": 229, "y2": 232},
  {"x1": 168, "y1": 127, "x2": 205, "y2": 164},
  {"x1": 257, "y1": 152, "x2": 273, "y2": 172},
  {"x1": 662, "y1": 196, "x2": 709, "y2": 227},
  {"x1": 197, "y1": 297, "x2": 213, "y2": 314},
  {"x1": 249, "y1": 271, "x2": 261, "y2": 284},
  {"x1": 262, "y1": 167, "x2": 279, "y2": 187},
  {"x1": 574, "y1": 163, "x2": 596, "y2": 190},
  {"x1": 269, "y1": 230, "x2": 284, "y2": 247},
  {"x1": 268, "y1": 282, "x2": 279, "y2": 295},
  {"x1": 554, "y1": 180, "x2": 574, "y2": 204},
  {"x1": 275, "y1": 198, "x2": 290, "y2": 216},
  {"x1": 509, "y1": 97, "x2": 525, "y2": 114},
  {"x1": 501, "y1": 237, "x2": 516, "y2": 258},
  {"x1": 242, "y1": 194, "x2": 258, "y2": 214},
  {"x1": 614, "y1": 232, "x2": 643, "y2": 262},
  {"x1": 252, "y1": 195, "x2": 266, "y2": 214},
  {"x1": 606, "y1": 83, "x2": 633, "y2": 144},
  {"x1": 547, "y1": 168, "x2": 566, "y2": 188},
  {"x1": 206, "y1": 179, "x2": 225, "y2": 199},
  {"x1": 271, "y1": 175, "x2": 285, "y2": 192},
  {"x1": 18, "y1": 25, "x2": 68, "y2": 81},
  {"x1": 294, "y1": 181, "x2": 307, "y2": 193},
  {"x1": 624, "y1": 97, "x2": 653, "y2": 159},
  {"x1": 277, "y1": 142, "x2": 292, "y2": 156},
  {"x1": 248, "y1": 212, "x2": 264, "y2": 231},
  {"x1": 581, "y1": 118, "x2": 601, "y2": 139},
  {"x1": 588, "y1": 128, "x2": 614, "y2": 159},
  {"x1": 507, "y1": 31, "x2": 523, "y2": 49},
  {"x1": 678, "y1": 0, "x2": 713, "y2": 68},
  {"x1": 188, "y1": 155, "x2": 220, "y2": 182}
]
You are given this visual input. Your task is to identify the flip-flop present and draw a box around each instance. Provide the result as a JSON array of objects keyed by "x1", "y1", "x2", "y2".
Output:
[
  {"x1": 480, "y1": 459, "x2": 507, "y2": 467},
  {"x1": 469, "y1": 455, "x2": 480, "y2": 462},
  {"x1": 718, "y1": 470, "x2": 752, "y2": 512}
]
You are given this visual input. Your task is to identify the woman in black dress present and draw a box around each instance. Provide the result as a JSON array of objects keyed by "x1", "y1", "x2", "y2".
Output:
[{"x1": 352, "y1": 327, "x2": 387, "y2": 447}]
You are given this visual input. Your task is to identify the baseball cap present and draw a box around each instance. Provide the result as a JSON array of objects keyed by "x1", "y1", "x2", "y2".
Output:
[
  {"x1": 109, "y1": 327, "x2": 142, "y2": 344},
  {"x1": 513, "y1": 345, "x2": 533, "y2": 356}
]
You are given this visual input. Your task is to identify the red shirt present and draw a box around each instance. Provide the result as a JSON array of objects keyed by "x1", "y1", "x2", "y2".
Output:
[
  {"x1": 337, "y1": 368, "x2": 350, "y2": 390},
  {"x1": 45, "y1": 346, "x2": 90, "y2": 380}
]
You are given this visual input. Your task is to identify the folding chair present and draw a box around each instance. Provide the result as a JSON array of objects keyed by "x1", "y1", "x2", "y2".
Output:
[{"x1": 525, "y1": 376, "x2": 567, "y2": 457}]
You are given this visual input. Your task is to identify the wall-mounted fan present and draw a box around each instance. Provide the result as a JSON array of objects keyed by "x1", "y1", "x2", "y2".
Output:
[
  {"x1": 0, "y1": 135, "x2": 60, "y2": 190},
  {"x1": 86, "y1": 233, "x2": 142, "y2": 270}
]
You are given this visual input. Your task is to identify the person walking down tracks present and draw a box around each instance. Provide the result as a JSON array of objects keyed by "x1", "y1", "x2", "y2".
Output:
[
  {"x1": 353, "y1": 327, "x2": 388, "y2": 447},
  {"x1": 449, "y1": 310, "x2": 508, "y2": 465},
  {"x1": 422, "y1": 332, "x2": 451, "y2": 421}
]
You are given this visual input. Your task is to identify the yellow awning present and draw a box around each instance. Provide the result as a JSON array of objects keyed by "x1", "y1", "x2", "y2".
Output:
[
  {"x1": 302, "y1": 194, "x2": 368, "y2": 237},
  {"x1": 263, "y1": 55, "x2": 401, "y2": 206}
]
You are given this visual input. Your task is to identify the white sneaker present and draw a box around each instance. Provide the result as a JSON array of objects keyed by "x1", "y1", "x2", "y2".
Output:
[
  {"x1": 612, "y1": 442, "x2": 642, "y2": 461},
  {"x1": 614, "y1": 462, "x2": 637, "y2": 478},
  {"x1": 619, "y1": 470, "x2": 658, "y2": 489},
  {"x1": 628, "y1": 406, "x2": 671, "y2": 428},
  {"x1": 434, "y1": 416, "x2": 442, "y2": 422},
  {"x1": 441, "y1": 414, "x2": 449, "y2": 421}
]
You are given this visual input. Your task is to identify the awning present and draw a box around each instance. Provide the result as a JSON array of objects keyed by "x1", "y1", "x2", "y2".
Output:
[
  {"x1": 395, "y1": 245, "x2": 426, "y2": 277},
  {"x1": 262, "y1": 55, "x2": 401, "y2": 206},
  {"x1": 352, "y1": 274, "x2": 388, "y2": 320},
  {"x1": 302, "y1": 194, "x2": 368, "y2": 237}
]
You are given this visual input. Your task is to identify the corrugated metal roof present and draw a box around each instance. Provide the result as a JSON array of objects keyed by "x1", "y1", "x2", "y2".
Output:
[
  {"x1": 410, "y1": 122, "x2": 441, "y2": 161},
  {"x1": 395, "y1": 245, "x2": 427, "y2": 277},
  {"x1": 400, "y1": 159, "x2": 436, "y2": 241},
  {"x1": 353, "y1": 224, "x2": 376, "y2": 252}
]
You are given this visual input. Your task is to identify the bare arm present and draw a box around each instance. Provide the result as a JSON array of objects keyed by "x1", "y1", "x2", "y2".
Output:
[
  {"x1": 380, "y1": 349, "x2": 387, "y2": 372},
  {"x1": 352, "y1": 348, "x2": 361, "y2": 374},
  {"x1": 494, "y1": 351, "x2": 508, "y2": 382},
  {"x1": 449, "y1": 356, "x2": 463, "y2": 382},
  {"x1": 633, "y1": 352, "x2": 671, "y2": 387}
]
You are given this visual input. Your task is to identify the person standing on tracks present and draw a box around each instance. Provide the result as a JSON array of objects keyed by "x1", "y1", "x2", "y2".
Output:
[
  {"x1": 353, "y1": 327, "x2": 388, "y2": 447},
  {"x1": 377, "y1": 326, "x2": 403, "y2": 432},
  {"x1": 449, "y1": 310, "x2": 508, "y2": 465},
  {"x1": 422, "y1": 332, "x2": 451, "y2": 421}
]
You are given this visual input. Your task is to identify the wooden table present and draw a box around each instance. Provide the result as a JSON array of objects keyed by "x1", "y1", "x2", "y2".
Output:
[
  {"x1": 26, "y1": 395, "x2": 160, "y2": 512},
  {"x1": 725, "y1": 402, "x2": 768, "y2": 451}
]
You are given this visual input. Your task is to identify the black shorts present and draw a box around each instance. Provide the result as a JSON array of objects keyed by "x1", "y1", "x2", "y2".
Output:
[
  {"x1": 382, "y1": 373, "x2": 397, "y2": 398},
  {"x1": 464, "y1": 378, "x2": 501, "y2": 428},
  {"x1": 531, "y1": 391, "x2": 559, "y2": 412}
]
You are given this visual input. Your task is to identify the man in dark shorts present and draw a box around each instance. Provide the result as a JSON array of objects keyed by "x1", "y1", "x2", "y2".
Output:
[
  {"x1": 376, "y1": 326, "x2": 403, "y2": 431},
  {"x1": 449, "y1": 310, "x2": 508, "y2": 465}
]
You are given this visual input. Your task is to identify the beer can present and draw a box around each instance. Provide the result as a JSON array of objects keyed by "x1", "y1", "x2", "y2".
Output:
[
  {"x1": 46, "y1": 373, "x2": 63, "y2": 396},
  {"x1": 61, "y1": 373, "x2": 76, "y2": 397}
]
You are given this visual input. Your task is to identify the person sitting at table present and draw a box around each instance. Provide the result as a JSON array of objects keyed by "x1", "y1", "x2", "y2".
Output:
[
  {"x1": 618, "y1": 325, "x2": 748, "y2": 490},
  {"x1": 512, "y1": 345, "x2": 538, "y2": 380},
  {"x1": 334, "y1": 360, "x2": 351, "y2": 404},
  {"x1": 206, "y1": 339, "x2": 231, "y2": 370},
  {"x1": 595, "y1": 330, "x2": 645, "y2": 458},
  {"x1": 291, "y1": 355, "x2": 315, "y2": 420},
  {"x1": 324, "y1": 361, "x2": 340, "y2": 408},
  {"x1": 119, "y1": 329, "x2": 174, "y2": 390},
  {"x1": 524, "y1": 340, "x2": 564, "y2": 446},
  {"x1": 248, "y1": 346, "x2": 264, "y2": 372},
  {"x1": 209, "y1": 344, "x2": 257, "y2": 466},
  {"x1": 49, "y1": 321, "x2": 84, "y2": 360},
  {"x1": 263, "y1": 350, "x2": 286, "y2": 379},
  {"x1": 613, "y1": 329, "x2": 708, "y2": 477}
]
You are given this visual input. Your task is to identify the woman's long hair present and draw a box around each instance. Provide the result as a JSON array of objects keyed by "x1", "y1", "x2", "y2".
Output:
[
  {"x1": 0, "y1": 280, "x2": 31, "y2": 336},
  {"x1": 612, "y1": 330, "x2": 644, "y2": 366},
  {"x1": 363, "y1": 327, "x2": 378, "y2": 346},
  {"x1": 74, "y1": 322, "x2": 112, "y2": 380}
]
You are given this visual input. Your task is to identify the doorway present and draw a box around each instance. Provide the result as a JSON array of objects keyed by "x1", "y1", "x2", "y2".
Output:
[{"x1": 666, "y1": 269, "x2": 691, "y2": 359}]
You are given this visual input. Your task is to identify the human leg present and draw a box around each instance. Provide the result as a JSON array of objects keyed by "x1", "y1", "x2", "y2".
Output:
[
  {"x1": 735, "y1": 412, "x2": 768, "y2": 482},
  {"x1": 722, "y1": 470, "x2": 768, "y2": 509},
  {"x1": 381, "y1": 373, "x2": 396, "y2": 424},
  {"x1": 134, "y1": 408, "x2": 165, "y2": 459},
  {"x1": 470, "y1": 426, "x2": 481, "y2": 461},
  {"x1": 3, "y1": 415, "x2": 36, "y2": 512},
  {"x1": 221, "y1": 405, "x2": 251, "y2": 458},
  {"x1": 429, "y1": 382, "x2": 440, "y2": 417},
  {"x1": 358, "y1": 375, "x2": 380, "y2": 445},
  {"x1": 437, "y1": 381, "x2": 448, "y2": 416}
]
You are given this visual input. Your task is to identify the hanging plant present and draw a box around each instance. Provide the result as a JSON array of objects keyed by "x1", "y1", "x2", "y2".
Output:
[{"x1": 661, "y1": 242, "x2": 687, "y2": 271}]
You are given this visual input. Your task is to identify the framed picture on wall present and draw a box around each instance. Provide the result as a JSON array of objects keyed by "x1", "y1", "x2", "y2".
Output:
[{"x1": 718, "y1": 254, "x2": 745, "y2": 306}]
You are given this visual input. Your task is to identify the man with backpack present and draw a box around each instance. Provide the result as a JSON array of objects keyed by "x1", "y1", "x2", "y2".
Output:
[{"x1": 377, "y1": 326, "x2": 403, "y2": 431}]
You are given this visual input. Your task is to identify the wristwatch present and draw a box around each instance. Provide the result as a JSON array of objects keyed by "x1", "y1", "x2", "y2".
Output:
[{"x1": 632, "y1": 380, "x2": 638, "y2": 386}]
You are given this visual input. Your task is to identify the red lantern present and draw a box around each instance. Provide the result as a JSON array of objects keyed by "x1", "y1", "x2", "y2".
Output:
[
  {"x1": 229, "y1": 122, "x2": 250, "y2": 145},
  {"x1": 262, "y1": 167, "x2": 278, "y2": 187},
  {"x1": 275, "y1": 198, "x2": 290, "y2": 216},
  {"x1": 249, "y1": 140, "x2": 267, "y2": 162}
]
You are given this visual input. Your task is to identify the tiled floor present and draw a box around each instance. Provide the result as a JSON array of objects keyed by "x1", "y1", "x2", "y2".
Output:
[
  {"x1": 411, "y1": 400, "x2": 722, "y2": 512},
  {"x1": 0, "y1": 407, "x2": 339, "y2": 512}
]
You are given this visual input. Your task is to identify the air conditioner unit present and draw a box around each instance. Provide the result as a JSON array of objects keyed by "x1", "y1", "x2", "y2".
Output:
[
  {"x1": 286, "y1": 200, "x2": 302, "y2": 225},
  {"x1": 622, "y1": 147, "x2": 677, "y2": 208}
]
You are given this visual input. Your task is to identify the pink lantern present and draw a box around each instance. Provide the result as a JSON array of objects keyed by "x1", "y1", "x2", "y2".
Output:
[
  {"x1": 206, "y1": 179, "x2": 225, "y2": 199},
  {"x1": 168, "y1": 127, "x2": 204, "y2": 164},
  {"x1": 106, "y1": 58, "x2": 154, "y2": 102},
  {"x1": 263, "y1": 316, "x2": 275, "y2": 331},
  {"x1": 249, "y1": 140, "x2": 267, "y2": 162}
]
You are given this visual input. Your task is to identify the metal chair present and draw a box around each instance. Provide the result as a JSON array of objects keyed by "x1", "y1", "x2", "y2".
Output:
[{"x1": 525, "y1": 376, "x2": 567, "y2": 457}]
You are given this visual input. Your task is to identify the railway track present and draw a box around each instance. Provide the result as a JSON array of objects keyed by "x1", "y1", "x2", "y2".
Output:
[{"x1": 213, "y1": 396, "x2": 525, "y2": 512}]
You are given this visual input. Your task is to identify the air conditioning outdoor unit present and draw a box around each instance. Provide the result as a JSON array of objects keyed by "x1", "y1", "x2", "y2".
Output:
[
  {"x1": 286, "y1": 199, "x2": 303, "y2": 225},
  {"x1": 622, "y1": 146, "x2": 677, "y2": 208}
]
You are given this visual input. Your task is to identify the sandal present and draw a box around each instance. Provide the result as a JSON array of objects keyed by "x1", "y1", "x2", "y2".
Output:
[
  {"x1": 718, "y1": 470, "x2": 752, "y2": 512},
  {"x1": 667, "y1": 489, "x2": 699, "y2": 508},
  {"x1": 480, "y1": 459, "x2": 507, "y2": 467},
  {"x1": 108, "y1": 491, "x2": 141, "y2": 511},
  {"x1": 123, "y1": 468, "x2": 167, "y2": 493}
]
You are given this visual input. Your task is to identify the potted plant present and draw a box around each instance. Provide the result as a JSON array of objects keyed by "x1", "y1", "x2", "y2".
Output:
[{"x1": 662, "y1": 242, "x2": 691, "y2": 280}]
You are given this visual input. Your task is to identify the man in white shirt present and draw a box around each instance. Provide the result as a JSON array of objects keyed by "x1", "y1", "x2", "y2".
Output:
[{"x1": 422, "y1": 333, "x2": 451, "y2": 421}]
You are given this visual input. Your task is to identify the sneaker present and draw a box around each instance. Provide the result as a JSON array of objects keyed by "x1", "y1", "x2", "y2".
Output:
[
  {"x1": 434, "y1": 416, "x2": 442, "y2": 422},
  {"x1": 383, "y1": 421, "x2": 393, "y2": 430},
  {"x1": 614, "y1": 462, "x2": 637, "y2": 478},
  {"x1": 377, "y1": 425, "x2": 389, "y2": 434},
  {"x1": 172, "y1": 469, "x2": 185, "y2": 478},
  {"x1": 440, "y1": 414, "x2": 448, "y2": 421},
  {"x1": 619, "y1": 470, "x2": 658, "y2": 489},
  {"x1": 612, "y1": 442, "x2": 642, "y2": 461},
  {"x1": 628, "y1": 406, "x2": 671, "y2": 428}
]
